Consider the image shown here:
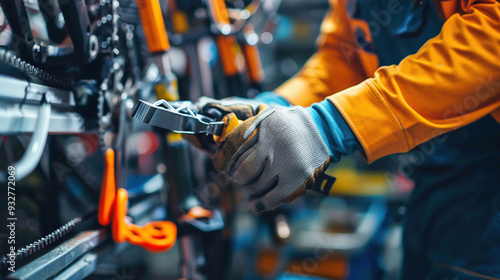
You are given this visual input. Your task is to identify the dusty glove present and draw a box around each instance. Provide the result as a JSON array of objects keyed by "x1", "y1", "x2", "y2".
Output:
[
  {"x1": 195, "y1": 91, "x2": 290, "y2": 121},
  {"x1": 197, "y1": 96, "x2": 262, "y2": 121},
  {"x1": 214, "y1": 104, "x2": 332, "y2": 213},
  {"x1": 184, "y1": 96, "x2": 266, "y2": 154}
]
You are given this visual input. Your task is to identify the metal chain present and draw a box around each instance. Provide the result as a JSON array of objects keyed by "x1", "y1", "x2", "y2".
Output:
[{"x1": 0, "y1": 48, "x2": 71, "y2": 87}]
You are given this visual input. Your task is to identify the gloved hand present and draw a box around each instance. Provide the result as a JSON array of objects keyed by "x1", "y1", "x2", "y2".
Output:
[
  {"x1": 187, "y1": 93, "x2": 290, "y2": 153},
  {"x1": 214, "y1": 104, "x2": 332, "y2": 213},
  {"x1": 196, "y1": 96, "x2": 263, "y2": 121},
  {"x1": 183, "y1": 96, "x2": 264, "y2": 154},
  {"x1": 213, "y1": 99, "x2": 362, "y2": 213}
]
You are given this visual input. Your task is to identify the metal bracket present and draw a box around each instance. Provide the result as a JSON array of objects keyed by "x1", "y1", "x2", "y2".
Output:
[
  {"x1": 132, "y1": 99, "x2": 225, "y2": 136},
  {"x1": 2, "y1": 93, "x2": 53, "y2": 182}
]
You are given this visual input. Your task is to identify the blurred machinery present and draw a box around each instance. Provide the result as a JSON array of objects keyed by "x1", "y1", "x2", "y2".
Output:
[{"x1": 0, "y1": 0, "x2": 411, "y2": 279}]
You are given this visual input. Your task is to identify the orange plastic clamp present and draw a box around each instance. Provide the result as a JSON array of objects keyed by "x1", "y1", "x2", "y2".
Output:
[
  {"x1": 136, "y1": 0, "x2": 170, "y2": 53},
  {"x1": 98, "y1": 149, "x2": 177, "y2": 253}
]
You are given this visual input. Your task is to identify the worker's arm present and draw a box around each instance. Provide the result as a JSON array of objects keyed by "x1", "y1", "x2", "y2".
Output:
[
  {"x1": 272, "y1": 0, "x2": 367, "y2": 107},
  {"x1": 329, "y1": 0, "x2": 500, "y2": 162}
]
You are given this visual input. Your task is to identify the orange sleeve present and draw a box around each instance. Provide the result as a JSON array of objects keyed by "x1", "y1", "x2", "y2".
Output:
[
  {"x1": 329, "y1": 0, "x2": 500, "y2": 163},
  {"x1": 273, "y1": 0, "x2": 367, "y2": 107}
]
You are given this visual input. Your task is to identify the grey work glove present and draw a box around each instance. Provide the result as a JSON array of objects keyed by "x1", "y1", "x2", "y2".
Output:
[
  {"x1": 214, "y1": 104, "x2": 332, "y2": 213},
  {"x1": 184, "y1": 97, "x2": 264, "y2": 154}
]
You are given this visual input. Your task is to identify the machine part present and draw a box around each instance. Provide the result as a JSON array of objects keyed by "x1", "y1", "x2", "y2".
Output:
[
  {"x1": 132, "y1": 99, "x2": 225, "y2": 136},
  {"x1": 0, "y1": 0, "x2": 35, "y2": 60},
  {"x1": 58, "y1": 0, "x2": 94, "y2": 64},
  {"x1": 0, "y1": 217, "x2": 82, "y2": 274},
  {"x1": 88, "y1": 35, "x2": 99, "y2": 60},
  {"x1": 49, "y1": 197, "x2": 164, "y2": 280},
  {"x1": 0, "y1": 74, "x2": 85, "y2": 135},
  {"x1": 38, "y1": 0, "x2": 67, "y2": 43},
  {"x1": 2, "y1": 195, "x2": 164, "y2": 279},
  {"x1": 0, "y1": 48, "x2": 70, "y2": 87},
  {"x1": 10, "y1": 93, "x2": 51, "y2": 181},
  {"x1": 0, "y1": 0, "x2": 75, "y2": 67},
  {"x1": 6, "y1": 229, "x2": 107, "y2": 280},
  {"x1": 32, "y1": 43, "x2": 74, "y2": 65},
  {"x1": 51, "y1": 241, "x2": 129, "y2": 280}
]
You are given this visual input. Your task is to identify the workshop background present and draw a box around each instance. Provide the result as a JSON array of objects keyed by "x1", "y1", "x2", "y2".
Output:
[{"x1": 0, "y1": 0, "x2": 413, "y2": 279}]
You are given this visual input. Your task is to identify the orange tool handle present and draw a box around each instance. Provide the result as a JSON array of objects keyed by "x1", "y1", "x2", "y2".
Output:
[
  {"x1": 215, "y1": 35, "x2": 239, "y2": 76},
  {"x1": 207, "y1": 0, "x2": 230, "y2": 26},
  {"x1": 213, "y1": 114, "x2": 242, "y2": 145},
  {"x1": 136, "y1": 0, "x2": 170, "y2": 53},
  {"x1": 98, "y1": 149, "x2": 116, "y2": 226},
  {"x1": 242, "y1": 43, "x2": 264, "y2": 84}
]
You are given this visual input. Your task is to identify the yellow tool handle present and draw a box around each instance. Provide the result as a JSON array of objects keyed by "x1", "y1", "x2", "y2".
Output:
[
  {"x1": 213, "y1": 114, "x2": 242, "y2": 145},
  {"x1": 208, "y1": 0, "x2": 230, "y2": 25},
  {"x1": 136, "y1": 0, "x2": 170, "y2": 53},
  {"x1": 215, "y1": 35, "x2": 239, "y2": 76}
]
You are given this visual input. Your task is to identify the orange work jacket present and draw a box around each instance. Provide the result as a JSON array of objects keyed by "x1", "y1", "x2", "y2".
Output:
[{"x1": 274, "y1": 0, "x2": 500, "y2": 163}]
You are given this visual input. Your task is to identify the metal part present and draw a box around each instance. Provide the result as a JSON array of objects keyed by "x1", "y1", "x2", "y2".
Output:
[
  {"x1": 32, "y1": 44, "x2": 42, "y2": 61},
  {"x1": 34, "y1": 43, "x2": 74, "y2": 65},
  {"x1": 1, "y1": 217, "x2": 82, "y2": 273},
  {"x1": 51, "y1": 242, "x2": 128, "y2": 280},
  {"x1": 58, "y1": 0, "x2": 94, "y2": 64},
  {"x1": 3, "y1": 195, "x2": 165, "y2": 279},
  {"x1": 10, "y1": 93, "x2": 51, "y2": 181},
  {"x1": 0, "y1": 48, "x2": 70, "y2": 87},
  {"x1": 0, "y1": 0, "x2": 35, "y2": 60},
  {"x1": 39, "y1": 0, "x2": 67, "y2": 43},
  {"x1": 132, "y1": 99, "x2": 225, "y2": 136},
  {"x1": 0, "y1": 74, "x2": 85, "y2": 135},
  {"x1": 89, "y1": 35, "x2": 99, "y2": 59},
  {"x1": 7, "y1": 229, "x2": 107, "y2": 280},
  {"x1": 0, "y1": 103, "x2": 84, "y2": 135}
]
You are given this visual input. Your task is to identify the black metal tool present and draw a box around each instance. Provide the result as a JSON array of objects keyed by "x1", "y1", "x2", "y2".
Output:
[{"x1": 132, "y1": 99, "x2": 225, "y2": 136}]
